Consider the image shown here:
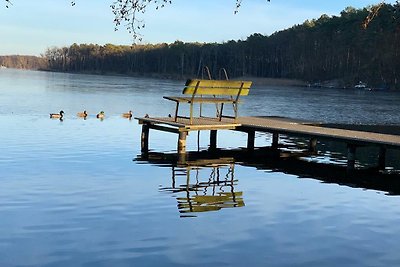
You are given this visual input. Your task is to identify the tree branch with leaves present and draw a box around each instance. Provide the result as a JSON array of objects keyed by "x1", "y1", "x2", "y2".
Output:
[{"x1": 108, "y1": 0, "x2": 172, "y2": 41}]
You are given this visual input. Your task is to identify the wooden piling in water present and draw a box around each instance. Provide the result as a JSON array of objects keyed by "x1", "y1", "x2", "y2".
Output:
[
  {"x1": 347, "y1": 144, "x2": 357, "y2": 171},
  {"x1": 378, "y1": 146, "x2": 386, "y2": 170},
  {"x1": 247, "y1": 130, "x2": 255, "y2": 151},
  {"x1": 309, "y1": 138, "x2": 317, "y2": 153},
  {"x1": 272, "y1": 133, "x2": 279, "y2": 149},
  {"x1": 141, "y1": 124, "x2": 150, "y2": 153},
  {"x1": 178, "y1": 131, "x2": 188, "y2": 154},
  {"x1": 210, "y1": 130, "x2": 217, "y2": 151}
]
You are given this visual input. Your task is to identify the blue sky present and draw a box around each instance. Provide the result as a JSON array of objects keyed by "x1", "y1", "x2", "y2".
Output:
[{"x1": 0, "y1": 0, "x2": 390, "y2": 55}]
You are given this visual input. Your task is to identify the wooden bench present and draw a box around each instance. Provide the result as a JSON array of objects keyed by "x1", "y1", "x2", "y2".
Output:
[{"x1": 163, "y1": 79, "x2": 252, "y2": 124}]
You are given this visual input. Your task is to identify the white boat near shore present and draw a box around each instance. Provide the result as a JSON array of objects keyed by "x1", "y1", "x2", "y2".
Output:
[{"x1": 354, "y1": 81, "x2": 367, "y2": 89}]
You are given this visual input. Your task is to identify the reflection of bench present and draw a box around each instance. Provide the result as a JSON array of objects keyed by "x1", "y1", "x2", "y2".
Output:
[{"x1": 163, "y1": 79, "x2": 252, "y2": 124}]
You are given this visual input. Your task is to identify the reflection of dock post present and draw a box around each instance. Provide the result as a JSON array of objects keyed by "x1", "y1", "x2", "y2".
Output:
[
  {"x1": 347, "y1": 144, "x2": 356, "y2": 171},
  {"x1": 272, "y1": 133, "x2": 279, "y2": 149},
  {"x1": 141, "y1": 124, "x2": 150, "y2": 153},
  {"x1": 309, "y1": 138, "x2": 317, "y2": 153},
  {"x1": 210, "y1": 130, "x2": 217, "y2": 151},
  {"x1": 378, "y1": 146, "x2": 386, "y2": 170},
  {"x1": 247, "y1": 130, "x2": 255, "y2": 151}
]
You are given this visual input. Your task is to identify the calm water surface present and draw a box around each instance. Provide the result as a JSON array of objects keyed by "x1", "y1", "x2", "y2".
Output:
[{"x1": 1, "y1": 69, "x2": 400, "y2": 266}]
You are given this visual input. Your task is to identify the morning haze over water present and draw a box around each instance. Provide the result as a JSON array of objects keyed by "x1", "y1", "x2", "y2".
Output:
[{"x1": 1, "y1": 68, "x2": 400, "y2": 266}]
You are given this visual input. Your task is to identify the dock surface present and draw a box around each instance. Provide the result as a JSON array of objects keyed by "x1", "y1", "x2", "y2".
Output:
[
  {"x1": 136, "y1": 115, "x2": 400, "y2": 171},
  {"x1": 137, "y1": 116, "x2": 400, "y2": 148},
  {"x1": 138, "y1": 116, "x2": 240, "y2": 131},
  {"x1": 237, "y1": 116, "x2": 400, "y2": 148}
]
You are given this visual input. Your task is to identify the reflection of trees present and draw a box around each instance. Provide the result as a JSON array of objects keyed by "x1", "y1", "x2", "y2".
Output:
[{"x1": 158, "y1": 159, "x2": 245, "y2": 217}]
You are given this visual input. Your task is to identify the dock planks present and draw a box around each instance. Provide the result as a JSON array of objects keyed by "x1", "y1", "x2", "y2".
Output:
[
  {"x1": 136, "y1": 115, "x2": 400, "y2": 170},
  {"x1": 136, "y1": 115, "x2": 400, "y2": 148},
  {"x1": 137, "y1": 116, "x2": 240, "y2": 131},
  {"x1": 236, "y1": 116, "x2": 400, "y2": 148}
]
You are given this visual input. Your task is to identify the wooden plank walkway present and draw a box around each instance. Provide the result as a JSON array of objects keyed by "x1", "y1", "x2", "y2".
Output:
[
  {"x1": 136, "y1": 115, "x2": 400, "y2": 171},
  {"x1": 236, "y1": 116, "x2": 400, "y2": 148},
  {"x1": 137, "y1": 116, "x2": 240, "y2": 132}
]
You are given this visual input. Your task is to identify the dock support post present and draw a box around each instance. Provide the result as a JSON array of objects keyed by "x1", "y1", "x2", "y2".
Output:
[
  {"x1": 247, "y1": 130, "x2": 255, "y2": 151},
  {"x1": 178, "y1": 131, "x2": 188, "y2": 163},
  {"x1": 378, "y1": 146, "x2": 386, "y2": 170},
  {"x1": 309, "y1": 138, "x2": 317, "y2": 153},
  {"x1": 178, "y1": 131, "x2": 188, "y2": 154},
  {"x1": 272, "y1": 133, "x2": 279, "y2": 149},
  {"x1": 141, "y1": 124, "x2": 150, "y2": 153},
  {"x1": 347, "y1": 144, "x2": 356, "y2": 171},
  {"x1": 210, "y1": 130, "x2": 217, "y2": 151}
]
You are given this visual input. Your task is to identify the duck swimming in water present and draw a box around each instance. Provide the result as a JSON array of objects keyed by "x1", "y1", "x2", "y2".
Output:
[
  {"x1": 50, "y1": 110, "x2": 64, "y2": 119},
  {"x1": 96, "y1": 111, "x2": 105, "y2": 119},
  {"x1": 122, "y1": 110, "x2": 133, "y2": 119},
  {"x1": 77, "y1": 110, "x2": 88, "y2": 118}
]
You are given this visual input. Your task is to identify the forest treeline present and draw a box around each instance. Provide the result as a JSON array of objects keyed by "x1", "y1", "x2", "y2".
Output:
[
  {"x1": 0, "y1": 55, "x2": 47, "y2": 70},
  {"x1": 5, "y1": 3, "x2": 400, "y2": 89}
]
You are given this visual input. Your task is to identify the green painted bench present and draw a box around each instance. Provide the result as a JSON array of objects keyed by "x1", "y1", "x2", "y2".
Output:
[{"x1": 163, "y1": 79, "x2": 252, "y2": 124}]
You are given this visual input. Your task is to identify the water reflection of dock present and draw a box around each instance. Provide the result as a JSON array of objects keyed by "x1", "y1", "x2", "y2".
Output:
[
  {"x1": 137, "y1": 149, "x2": 400, "y2": 197},
  {"x1": 138, "y1": 153, "x2": 244, "y2": 217}
]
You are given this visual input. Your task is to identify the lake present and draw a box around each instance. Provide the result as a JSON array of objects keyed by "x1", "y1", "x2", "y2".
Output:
[{"x1": 1, "y1": 69, "x2": 400, "y2": 267}]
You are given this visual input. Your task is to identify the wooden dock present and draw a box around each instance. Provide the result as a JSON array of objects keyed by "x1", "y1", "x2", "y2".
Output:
[{"x1": 136, "y1": 116, "x2": 400, "y2": 171}]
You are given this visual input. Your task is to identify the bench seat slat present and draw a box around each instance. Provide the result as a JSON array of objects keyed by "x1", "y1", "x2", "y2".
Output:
[
  {"x1": 183, "y1": 79, "x2": 252, "y2": 96},
  {"x1": 185, "y1": 79, "x2": 252, "y2": 89},
  {"x1": 183, "y1": 87, "x2": 250, "y2": 96},
  {"x1": 163, "y1": 96, "x2": 241, "y2": 103}
]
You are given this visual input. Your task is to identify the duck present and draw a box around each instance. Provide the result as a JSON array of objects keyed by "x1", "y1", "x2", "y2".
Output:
[
  {"x1": 77, "y1": 110, "x2": 88, "y2": 118},
  {"x1": 96, "y1": 111, "x2": 105, "y2": 119},
  {"x1": 122, "y1": 110, "x2": 133, "y2": 119},
  {"x1": 50, "y1": 110, "x2": 64, "y2": 119}
]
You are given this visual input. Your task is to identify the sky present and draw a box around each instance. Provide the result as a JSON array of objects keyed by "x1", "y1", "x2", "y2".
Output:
[{"x1": 0, "y1": 0, "x2": 392, "y2": 56}]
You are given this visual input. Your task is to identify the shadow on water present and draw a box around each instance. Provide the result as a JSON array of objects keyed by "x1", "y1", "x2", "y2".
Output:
[{"x1": 136, "y1": 147, "x2": 400, "y2": 217}]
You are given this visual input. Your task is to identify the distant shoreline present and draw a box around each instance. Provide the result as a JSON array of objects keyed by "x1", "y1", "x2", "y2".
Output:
[
  {"x1": 38, "y1": 69, "x2": 307, "y2": 87},
  {"x1": 235, "y1": 77, "x2": 306, "y2": 87}
]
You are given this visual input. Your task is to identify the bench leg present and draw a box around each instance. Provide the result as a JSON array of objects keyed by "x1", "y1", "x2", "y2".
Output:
[
  {"x1": 233, "y1": 102, "x2": 238, "y2": 120},
  {"x1": 174, "y1": 102, "x2": 180, "y2": 122},
  {"x1": 189, "y1": 102, "x2": 194, "y2": 124},
  {"x1": 219, "y1": 103, "x2": 224, "y2": 121}
]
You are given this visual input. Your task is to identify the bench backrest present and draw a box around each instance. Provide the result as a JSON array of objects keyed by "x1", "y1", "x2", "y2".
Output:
[{"x1": 183, "y1": 79, "x2": 252, "y2": 96}]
